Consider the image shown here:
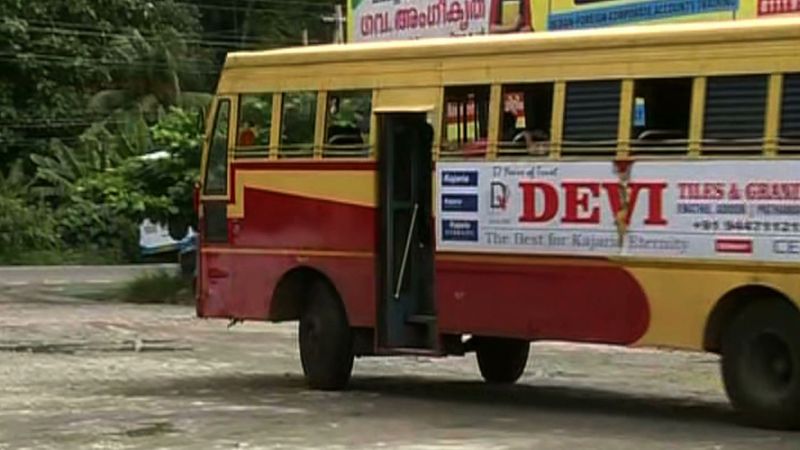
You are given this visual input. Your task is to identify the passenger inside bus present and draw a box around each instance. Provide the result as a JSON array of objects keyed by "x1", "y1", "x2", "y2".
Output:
[
  {"x1": 501, "y1": 112, "x2": 549, "y2": 156},
  {"x1": 325, "y1": 92, "x2": 372, "y2": 156},
  {"x1": 499, "y1": 84, "x2": 553, "y2": 156},
  {"x1": 238, "y1": 121, "x2": 256, "y2": 146}
]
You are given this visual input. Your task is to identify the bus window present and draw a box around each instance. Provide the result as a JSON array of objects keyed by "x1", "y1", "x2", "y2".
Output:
[
  {"x1": 703, "y1": 75, "x2": 768, "y2": 155},
  {"x1": 441, "y1": 85, "x2": 490, "y2": 158},
  {"x1": 498, "y1": 83, "x2": 553, "y2": 158},
  {"x1": 324, "y1": 90, "x2": 372, "y2": 158},
  {"x1": 630, "y1": 78, "x2": 692, "y2": 156},
  {"x1": 203, "y1": 99, "x2": 231, "y2": 196},
  {"x1": 562, "y1": 80, "x2": 621, "y2": 156},
  {"x1": 235, "y1": 93, "x2": 272, "y2": 159},
  {"x1": 279, "y1": 91, "x2": 317, "y2": 158},
  {"x1": 779, "y1": 74, "x2": 800, "y2": 153}
]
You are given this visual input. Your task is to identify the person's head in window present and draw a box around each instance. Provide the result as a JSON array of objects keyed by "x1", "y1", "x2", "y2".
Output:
[
  {"x1": 239, "y1": 121, "x2": 255, "y2": 146},
  {"x1": 490, "y1": 0, "x2": 533, "y2": 34},
  {"x1": 524, "y1": 129, "x2": 549, "y2": 156},
  {"x1": 329, "y1": 96, "x2": 340, "y2": 116}
]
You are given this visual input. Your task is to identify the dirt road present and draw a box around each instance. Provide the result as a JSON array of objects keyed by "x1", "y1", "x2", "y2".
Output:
[{"x1": 0, "y1": 283, "x2": 797, "y2": 449}]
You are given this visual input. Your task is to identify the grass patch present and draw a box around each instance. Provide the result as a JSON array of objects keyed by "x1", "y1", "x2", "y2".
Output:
[
  {"x1": 0, "y1": 248, "x2": 125, "y2": 266},
  {"x1": 118, "y1": 270, "x2": 194, "y2": 305}
]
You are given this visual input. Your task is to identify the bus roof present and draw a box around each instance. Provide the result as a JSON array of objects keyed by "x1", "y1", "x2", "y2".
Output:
[{"x1": 224, "y1": 17, "x2": 800, "y2": 69}]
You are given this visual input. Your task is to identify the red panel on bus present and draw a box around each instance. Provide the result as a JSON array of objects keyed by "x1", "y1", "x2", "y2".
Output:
[{"x1": 435, "y1": 256, "x2": 650, "y2": 345}]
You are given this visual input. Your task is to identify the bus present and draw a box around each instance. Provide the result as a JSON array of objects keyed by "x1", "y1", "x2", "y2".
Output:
[{"x1": 197, "y1": 18, "x2": 800, "y2": 429}]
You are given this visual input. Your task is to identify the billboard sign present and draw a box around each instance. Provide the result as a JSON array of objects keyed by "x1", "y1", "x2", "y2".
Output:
[
  {"x1": 349, "y1": 0, "x2": 492, "y2": 42},
  {"x1": 348, "y1": 0, "x2": 794, "y2": 42},
  {"x1": 437, "y1": 160, "x2": 800, "y2": 263}
]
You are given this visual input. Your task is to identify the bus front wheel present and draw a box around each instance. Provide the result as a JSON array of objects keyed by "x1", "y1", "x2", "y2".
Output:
[
  {"x1": 721, "y1": 300, "x2": 800, "y2": 430},
  {"x1": 298, "y1": 281, "x2": 354, "y2": 391},
  {"x1": 475, "y1": 337, "x2": 529, "y2": 384}
]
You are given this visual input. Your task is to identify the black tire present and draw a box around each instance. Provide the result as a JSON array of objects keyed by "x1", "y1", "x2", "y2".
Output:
[
  {"x1": 475, "y1": 337, "x2": 529, "y2": 384},
  {"x1": 168, "y1": 219, "x2": 188, "y2": 242},
  {"x1": 299, "y1": 282, "x2": 354, "y2": 391},
  {"x1": 721, "y1": 300, "x2": 800, "y2": 430},
  {"x1": 178, "y1": 250, "x2": 197, "y2": 277}
]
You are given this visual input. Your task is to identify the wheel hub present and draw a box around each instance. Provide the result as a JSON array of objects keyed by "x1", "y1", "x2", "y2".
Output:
[{"x1": 750, "y1": 332, "x2": 794, "y2": 391}]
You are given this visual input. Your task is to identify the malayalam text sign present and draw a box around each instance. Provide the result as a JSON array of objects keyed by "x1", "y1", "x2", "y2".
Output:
[{"x1": 349, "y1": 0, "x2": 491, "y2": 42}]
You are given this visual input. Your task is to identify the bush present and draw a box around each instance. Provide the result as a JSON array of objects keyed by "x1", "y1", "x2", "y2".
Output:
[
  {"x1": 0, "y1": 195, "x2": 58, "y2": 254},
  {"x1": 119, "y1": 270, "x2": 194, "y2": 304},
  {"x1": 55, "y1": 200, "x2": 142, "y2": 263}
]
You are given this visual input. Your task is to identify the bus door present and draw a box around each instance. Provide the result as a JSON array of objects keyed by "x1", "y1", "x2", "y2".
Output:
[
  {"x1": 198, "y1": 97, "x2": 234, "y2": 313},
  {"x1": 378, "y1": 113, "x2": 438, "y2": 352}
]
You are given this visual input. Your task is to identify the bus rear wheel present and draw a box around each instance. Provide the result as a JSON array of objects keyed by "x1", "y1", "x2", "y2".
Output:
[
  {"x1": 475, "y1": 337, "x2": 529, "y2": 384},
  {"x1": 298, "y1": 282, "x2": 354, "y2": 391},
  {"x1": 721, "y1": 300, "x2": 800, "y2": 430}
]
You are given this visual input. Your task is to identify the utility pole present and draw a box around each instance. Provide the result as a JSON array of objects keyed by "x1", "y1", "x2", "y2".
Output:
[
  {"x1": 302, "y1": 29, "x2": 309, "y2": 46},
  {"x1": 322, "y1": 4, "x2": 346, "y2": 44}
]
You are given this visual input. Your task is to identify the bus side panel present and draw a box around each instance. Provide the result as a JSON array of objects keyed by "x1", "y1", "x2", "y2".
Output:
[
  {"x1": 435, "y1": 256, "x2": 650, "y2": 345},
  {"x1": 204, "y1": 166, "x2": 377, "y2": 326},
  {"x1": 197, "y1": 251, "x2": 235, "y2": 318},
  {"x1": 203, "y1": 253, "x2": 376, "y2": 327}
]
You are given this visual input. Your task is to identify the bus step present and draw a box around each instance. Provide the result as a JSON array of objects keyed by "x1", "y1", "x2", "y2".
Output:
[
  {"x1": 407, "y1": 314, "x2": 437, "y2": 325},
  {"x1": 378, "y1": 347, "x2": 441, "y2": 356}
]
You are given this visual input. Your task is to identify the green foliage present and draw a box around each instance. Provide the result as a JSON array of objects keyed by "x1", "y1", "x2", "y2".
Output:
[
  {"x1": 134, "y1": 107, "x2": 205, "y2": 232},
  {"x1": 0, "y1": 159, "x2": 30, "y2": 197},
  {"x1": 0, "y1": 0, "x2": 340, "y2": 264},
  {"x1": 0, "y1": 195, "x2": 58, "y2": 254},
  {"x1": 0, "y1": 0, "x2": 208, "y2": 164},
  {"x1": 118, "y1": 269, "x2": 193, "y2": 304},
  {"x1": 0, "y1": 248, "x2": 123, "y2": 266}
]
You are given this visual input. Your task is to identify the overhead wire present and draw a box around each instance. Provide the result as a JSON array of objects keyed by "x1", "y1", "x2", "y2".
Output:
[{"x1": 1, "y1": 2, "x2": 339, "y2": 139}]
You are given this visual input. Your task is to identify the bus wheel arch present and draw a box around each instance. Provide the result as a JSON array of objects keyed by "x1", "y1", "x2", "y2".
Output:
[
  {"x1": 703, "y1": 284, "x2": 794, "y2": 354},
  {"x1": 268, "y1": 266, "x2": 348, "y2": 323},
  {"x1": 269, "y1": 266, "x2": 355, "y2": 391}
]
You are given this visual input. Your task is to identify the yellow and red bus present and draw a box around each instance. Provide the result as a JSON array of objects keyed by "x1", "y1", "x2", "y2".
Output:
[{"x1": 198, "y1": 18, "x2": 800, "y2": 429}]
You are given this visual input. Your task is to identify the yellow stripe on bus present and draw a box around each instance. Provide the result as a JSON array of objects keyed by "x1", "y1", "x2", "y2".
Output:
[{"x1": 227, "y1": 170, "x2": 377, "y2": 218}]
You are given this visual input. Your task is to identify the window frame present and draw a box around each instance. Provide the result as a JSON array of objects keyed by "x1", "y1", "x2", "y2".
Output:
[
  {"x1": 496, "y1": 82, "x2": 556, "y2": 159},
  {"x1": 561, "y1": 79, "x2": 623, "y2": 158},
  {"x1": 629, "y1": 77, "x2": 694, "y2": 157},
  {"x1": 278, "y1": 90, "x2": 319, "y2": 159},
  {"x1": 701, "y1": 74, "x2": 769, "y2": 155},
  {"x1": 440, "y1": 84, "x2": 492, "y2": 159},
  {"x1": 202, "y1": 97, "x2": 233, "y2": 197},
  {"x1": 323, "y1": 89, "x2": 374, "y2": 158},
  {"x1": 234, "y1": 92, "x2": 274, "y2": 159}
]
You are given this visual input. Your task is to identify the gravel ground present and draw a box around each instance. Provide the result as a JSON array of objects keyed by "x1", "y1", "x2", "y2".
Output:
[{"x1": 0, "y1": 283, "x2": 798, "y2": 449}]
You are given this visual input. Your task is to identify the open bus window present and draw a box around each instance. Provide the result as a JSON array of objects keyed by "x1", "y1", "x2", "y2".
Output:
[
  {"x1": 204, "y1": 100, "x2": 231, "y2": 196},
  {"x1": 631, "y1": 78, "x2": 692, "y2": 156},
  {"x1": 780, "y1": 74, "x2": 800, "y2": 154},
  {"x1": 324, "y1": 90, "x2": 372, "y2": 158},
  {"x1": 499, "y1": 83, "x2": 553, "y2": 157},
  {"x1": 279, "y1": 91, "x2": 317, "y2": 158},
  {"x1": 441, "y1": 85, "x2": 490, "y2": 158},
  {"x1": 236, "y1": 93, "x2": 272, "y2": 159},
  {"x1": 703, "y1": 75, "x2": 767, "y2": 155},
  {"x1": 562, "y1": 80, "x2": 621, "y2": 157}
]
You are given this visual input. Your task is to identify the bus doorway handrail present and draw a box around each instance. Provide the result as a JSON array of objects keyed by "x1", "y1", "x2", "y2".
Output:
[{"x1": 394, "y1": 202, "x2": 419, "y2": 300}]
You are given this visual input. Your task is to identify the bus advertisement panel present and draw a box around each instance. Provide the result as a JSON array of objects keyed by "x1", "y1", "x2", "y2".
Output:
[
  {"x1": 437, "y1": 160, "x2": 800, "y2": 263},
  {"x1": 348, "y1": 0, "x2": 798, "y2": 41}
]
